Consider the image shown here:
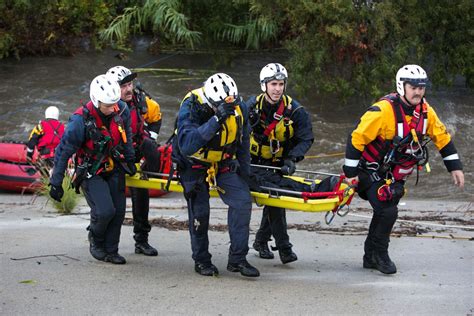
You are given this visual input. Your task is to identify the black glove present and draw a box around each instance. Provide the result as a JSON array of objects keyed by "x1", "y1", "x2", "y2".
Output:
[
  {"x1": 126, "y1": 162, "x2": 137, "y2": 176},
  {"x1": 281, "y1": 159, "x2": 296, "y2": 176},
  {"x1": 49, "y1": 183, "x2": 64, "y2": 202},
  {"x1": 248, "y1": 109, "x2": 259, "y2": 127},
  {"x1": 135, "y1": 90, "x2": 148, "y2": 114},
  {"x1": 241, "y1": 172, "x2": 260, "y2": 192},
  {"x1": 215, "y1": 103, "x2": 235, "y2": 123}
]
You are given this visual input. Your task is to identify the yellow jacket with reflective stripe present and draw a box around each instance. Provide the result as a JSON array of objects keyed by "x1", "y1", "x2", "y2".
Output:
[{"x1": 351, "y1": 99, "x2": 451, "y2": 152}]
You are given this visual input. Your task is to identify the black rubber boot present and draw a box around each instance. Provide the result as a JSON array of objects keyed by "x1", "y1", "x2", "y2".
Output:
[
  {"x1": 104, "y1": 253, "x2": 127, "y2": 264},
  {"x1": 227, "y1": 261, "x2": 260, "y2": 277},
  {"x1": 279, "y1": 247, "x2": 298, "y2": 264},
  {"x1": 253, "y1": 241, "x2": 274, "y2": 259},
  {"x1": 194, "y1": 262, "x2": 219, "y2": 276},
  {"x1": 135, "y1": 241, "x2": 158, "y2": 256},
  {"x1": 373, "y1": 251, "x2": 397, "y2": 274},
  {"x1": 88, "y1": 231, "x2": 107, "y2": 261},
  {"x1": 363, "y1": 253, "x2": 376, "y2": 269}
]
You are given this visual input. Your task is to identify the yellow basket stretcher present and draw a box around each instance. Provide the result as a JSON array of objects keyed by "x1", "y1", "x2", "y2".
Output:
[{"x1": 126, "y1": 168, "x2": 356, "y2": 224}]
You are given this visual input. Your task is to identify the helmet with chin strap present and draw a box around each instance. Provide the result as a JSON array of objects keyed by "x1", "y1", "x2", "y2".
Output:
[
  {"x1": 90, "y1": 74, "x2": 121, "y2": 108},
  {"x1": 396, "y1": 64, "x2": 428, "y2": 96},
  {"x1": 259, "y1": 63, "x2": 288, "y2": 92},
  {"x1": 203, "y1": 73, "x2": 238, "y2": 107}
]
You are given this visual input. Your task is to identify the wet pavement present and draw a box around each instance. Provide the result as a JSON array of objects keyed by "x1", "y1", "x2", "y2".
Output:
[{"x1": 0, "y1": 192, "x2": 472, "y2": 315}]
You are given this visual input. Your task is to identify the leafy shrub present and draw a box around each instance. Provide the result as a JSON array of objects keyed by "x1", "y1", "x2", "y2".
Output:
[{"x1": 37, "y1": 173, "x2": 80, "y2": 214}]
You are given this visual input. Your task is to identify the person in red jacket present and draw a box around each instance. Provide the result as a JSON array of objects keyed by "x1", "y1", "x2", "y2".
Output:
[
  {"x1": 26, "y1": 106, "x2": 65, "y2": 168},
  {"x1": 106, "y1": 65, "x2": 162, "y2": 257}
]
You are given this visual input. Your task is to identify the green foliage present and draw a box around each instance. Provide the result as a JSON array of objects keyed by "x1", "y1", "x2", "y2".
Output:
[
  {"x1": 213, "y1": 0, "x2": 279, "y2": 49},
  {"x1": 100, "y1": 0, "x2": 280, "y2": 50},
  {"x1": 281, "y1": 0, "x2": 473, "y2": 99},
  {"x1": 0, "y1": 31, "x2": 14, "y2": 59},
  {"x1": 218, "y1": 15, "x2": 278, "y2": 49},
  {"x1": 0, "y1": 0, "x2": 114, "y2": 58},
  {"x1": 37, "y1": 173, "x2": 79, "y2": 214},
  {"x1": 100, "y1": 0, "x2": 202, "y2": 49}
]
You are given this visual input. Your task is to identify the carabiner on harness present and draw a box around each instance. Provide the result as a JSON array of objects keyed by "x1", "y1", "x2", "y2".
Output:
[
  {"x1": 325, "y1": 211, "x2": 336, "y2": 225},
  {"x1": 206, "y1": 163, "x2": 225, "y2": 194},
  {"x1": 105, "y1": 157, "x2": 115, "y2": 172},
  {"x1": 270, "y1": 138, "x2": 280, "y2": 155},
  {"x1": 365, "y1": 161, "x2": 379, "y2": 171}
]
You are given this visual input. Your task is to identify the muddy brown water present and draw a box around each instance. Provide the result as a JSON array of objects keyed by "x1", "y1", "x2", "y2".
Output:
[{"x1": 0, "y1": 49, "x2": 471, "y2": 200}]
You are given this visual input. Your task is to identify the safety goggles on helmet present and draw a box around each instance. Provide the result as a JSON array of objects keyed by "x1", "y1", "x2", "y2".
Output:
[
  {"x1": 401, "y1": 77, "x2": 428, "y2": 87},
  {"x1": 263, "y1": 72, "x2": 287, "y2": 83},
  {"x1": 273, "y1": 72, "x2": 287, "y2": 80}
]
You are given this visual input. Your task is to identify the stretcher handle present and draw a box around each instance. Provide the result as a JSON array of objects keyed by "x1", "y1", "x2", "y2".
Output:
[
  {"x1": 137, "y1": 170, "x2": 178, "y2": 179},
  {"x1": 259, "y1": 186, "x2": 301, "y2": 196},
  {"x1": 324, "y1": 176, "x2": 355, "y2": 225},
  {"x1": 259, "y1": 185, "x2": 346, "y2": 200},
  {"x1": 250, "y1": 164, "x2": 339, "y2": 177}
]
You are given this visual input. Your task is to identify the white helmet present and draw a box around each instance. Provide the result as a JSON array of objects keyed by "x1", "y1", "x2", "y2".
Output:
[
  {"x1": 203, "y1": 73, "x2": 238, "y2": 106},
  {"x1": 259, "y1": 63, "x2": 288, "y2": 92},
  {"x1": 89, "y1": 74, "x2": 121, "y2": 108},
  {"x1": 106, "y1": 65, "x2": 137, "y2": 85},
  {"x1": 396, "y1": 64, "x2": 428, "y2": 96},
  {"x1": 45, "y1": 106, "x2": 59, "y2": 120}
]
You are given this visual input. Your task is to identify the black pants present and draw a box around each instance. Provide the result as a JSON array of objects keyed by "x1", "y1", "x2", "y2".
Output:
[
  {"x1": 130, "y1": 187, "x2": 151, "y2": 243},
  {"x1": 360, "y1": 177, "x2": 403, "y2": 255},
  {"x1": 255, "y1": 206, "x2": 291, "y2": 250},
  {"x1": 130, "y1": 138, "x2": 160, "y2": 243},
  {"x1": 247, "y1": 167, "x2": 309, "y2": 192},
  {"x1": 251, "y1": 167, "x2": 337, "y2": 250},
  {"x1": 82, "y1": 170, "x2": 126, "y2": 253}
]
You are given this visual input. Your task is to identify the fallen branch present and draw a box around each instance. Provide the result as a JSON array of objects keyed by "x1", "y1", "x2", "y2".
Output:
[{"x1": 10, "y1": 254, "x2": 80, "y2": 261}]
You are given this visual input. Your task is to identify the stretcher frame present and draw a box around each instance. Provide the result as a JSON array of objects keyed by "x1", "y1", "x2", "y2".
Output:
[{"x1": 126, "y1": 170, "x2": 355, "y2": 220}]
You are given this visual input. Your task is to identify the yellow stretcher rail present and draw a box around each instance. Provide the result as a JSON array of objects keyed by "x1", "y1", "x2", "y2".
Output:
[{"x1": 125, "y1": 173, "x2": 355, "y2": 214}]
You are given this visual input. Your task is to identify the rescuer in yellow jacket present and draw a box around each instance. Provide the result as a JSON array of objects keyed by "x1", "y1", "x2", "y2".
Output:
[{"x1": 343, "y1": 64, "x2": 464, "y2": 275}]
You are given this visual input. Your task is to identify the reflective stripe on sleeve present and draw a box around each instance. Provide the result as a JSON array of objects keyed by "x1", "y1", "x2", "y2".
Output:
[
  {"x1": 443, "y1": 154, "x2": 459, "y2": 161},
  {"x1": 344, "y1": 158, "x2": 359, "y2": 167}
]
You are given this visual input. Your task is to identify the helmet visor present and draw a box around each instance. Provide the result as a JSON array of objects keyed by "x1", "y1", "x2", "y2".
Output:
[
  {"x1": 401, "y1": 77, "x2": 428, "y2": 87},
  {"x1": 119, "y1": 72, "x2": 137, "y2": 85}
]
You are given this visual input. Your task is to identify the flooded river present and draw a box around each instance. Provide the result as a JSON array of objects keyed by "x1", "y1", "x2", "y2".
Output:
[{"x1": 0, "y1": 49, "x2": 471, "y2": 200}]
